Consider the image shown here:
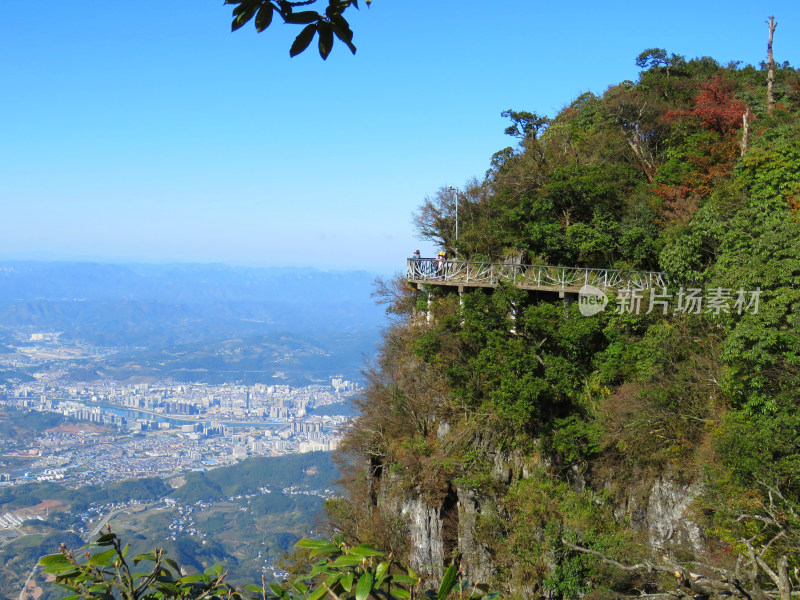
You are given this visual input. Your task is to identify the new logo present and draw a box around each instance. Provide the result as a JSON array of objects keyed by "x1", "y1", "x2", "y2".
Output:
[{"x1": 578, "y1": 285, "x2": 608, "y2": 316}]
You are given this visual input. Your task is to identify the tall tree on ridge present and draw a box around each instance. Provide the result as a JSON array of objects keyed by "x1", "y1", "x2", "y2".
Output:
[{"x1": 767, "y1": 15, "x2": 777, "y2": 114}]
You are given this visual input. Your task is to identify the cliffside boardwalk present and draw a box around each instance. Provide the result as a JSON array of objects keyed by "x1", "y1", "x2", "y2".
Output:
[{"x1": 406, "y1": 258, "x2": 668, "y2": 296}]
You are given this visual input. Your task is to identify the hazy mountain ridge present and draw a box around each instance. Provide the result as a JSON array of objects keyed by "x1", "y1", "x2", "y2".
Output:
[
  {"x1": 0, "y1": 261, "x2": 384, "y2": 384},
  {"x1": 0, "y1": 262, "x2": 383, "y2": 306}
]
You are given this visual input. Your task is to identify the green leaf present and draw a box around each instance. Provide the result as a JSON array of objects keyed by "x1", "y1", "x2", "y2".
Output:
[
  {"x1": 295, "y1": 539, "x2": 339, "y2": 552},
  {"x1": 340, "y1": 571, "x2": 354, "y2": 592},
  {"x1": 332, "y1": 555, "x2": 366, "y2": 567},
  {"x1": 330, "y1": 14, "x2": 353, "y2": 39},
  {"x1": 349, "y1": 544, "x2": 386, "y2": 558},
  {"x1": 330, "y1": 22, "x2": 356, "y2": 54},
  {"x1": 38, "y1": 553, "x2": 77, "y2": 575},
  {"x1": 375, "y1": 560, "x2": 390, "y2": 587},
  {"x1": 232, "y1": 3, "x2": 259, "y2": 31},
  {"x1": 204, "y1": 563, "x2": 224, "y2": 578},
  {"x1": 133, "y1": 553, "x2": 157, "y2": 565},
  {"x1": 245, "y1": 583, "x2": 264, "y2": 593},
  {"x1": 310, "y1": 548, "x2": 339, "y2": 559},
  {"x1": 179, "y1": 574, "x2": 209, "y2": 583},
  {"x1": 86, "y1": 584, "x2": 112, "y2": 593},
  {"x1": 318, "y1": 22, "x2": 334, "y2": 60},
  {"x1": 154, "y1": 581, "x2": 180, "y2": 595},
  {"x1": 87, "y1": 548, "x2": 116, "y2": 566},
  {"x1": 437, "y1": 565, "x2": 458, "y2": 599},
  {"x1": 308, "y1": 583, "x2": 329, "y2": 600},
  {"x1": 393, "y1": 590, "x2": 411, "y2": 599},
  {"x1": 232, "y1": 2, "x2": 253, "y2": 16},
  {"x1": 284, "y1": 10, "x2": 319, "y2": 24},
  {"x1": 255, "y1": 4, "x2": 274, "y2": 32},
  {"x1": 93, "y1": 533, "x2": 116, "y2": 546},
  {"x1": 38, "y1": 553, "x2": 71, "y2": 568},
  {"x1": 391, "y1": 574, "x2": 418, "y2": 585},
  {"x1": 289, "y1": 23, "x2": 317, "y2": 56},
  {"x1": 53, "y1": 570, "x2": 81, "y2": 582},
  {"x1": 355, "y1": 571, "x2": 373, "y2": 600},
  {"x1": 307, "y1": 562, "x2": 336, "y2": 578},
  {"x1": 268, "y1": 582, "x2": 284, "y2": 596},
  {"x1": 292, "y1": 580, "x2": 308, "y2": 595},
  {"x1": 163, "y1": 557, "x2": 180, "y2": 573}
]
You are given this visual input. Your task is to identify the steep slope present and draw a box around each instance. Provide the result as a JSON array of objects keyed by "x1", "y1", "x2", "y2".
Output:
[{"x1": 331, "y1": 51, "x2": 800, "y2": 598}]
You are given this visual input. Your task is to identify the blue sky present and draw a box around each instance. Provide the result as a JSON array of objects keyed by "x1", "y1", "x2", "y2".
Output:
[{"x1": 2, "y1": 1, "x2": 799, "y2": 273}]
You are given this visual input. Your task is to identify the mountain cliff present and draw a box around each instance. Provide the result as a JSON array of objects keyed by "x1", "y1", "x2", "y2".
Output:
[{"x1": 330, "y1": 50, "x2": 800, "y2": 598}]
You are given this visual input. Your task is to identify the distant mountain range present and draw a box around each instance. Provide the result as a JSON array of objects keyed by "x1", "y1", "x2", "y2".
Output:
[{"x1": 0, "y1": 261, "x2": 388, "y2": 383}]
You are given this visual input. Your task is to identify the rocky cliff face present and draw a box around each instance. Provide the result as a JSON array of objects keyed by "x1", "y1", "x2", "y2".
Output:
[
  {"x1": 378, "y1": 439, "x2": 704, "y2": 591},
  {"x1": 401, "y1": 497, "x2": 446, "y2": 570}
]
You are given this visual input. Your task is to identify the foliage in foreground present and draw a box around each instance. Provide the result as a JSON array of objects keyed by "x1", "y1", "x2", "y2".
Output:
[{"x1": 40, "y1": 529, "x2": 495, "y2": 600}]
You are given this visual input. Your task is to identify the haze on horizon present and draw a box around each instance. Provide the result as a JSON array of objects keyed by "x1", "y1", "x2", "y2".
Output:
[{"x1": 2, "y1": 1, "x2": 799, "y2": 272}]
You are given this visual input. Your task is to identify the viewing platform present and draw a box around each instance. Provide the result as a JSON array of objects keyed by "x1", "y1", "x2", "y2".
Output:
[{"x1": 406, "y1": 258, "x2": 667, "y2": 295}]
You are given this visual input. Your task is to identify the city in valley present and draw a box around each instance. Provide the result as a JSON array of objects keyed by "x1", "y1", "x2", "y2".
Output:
[
  {"x1": 0, "y1": 264, "x2": 381, "y2": 598},
  {"x1": 0, "y1": 371, "x2": 356, "y2": 488}
]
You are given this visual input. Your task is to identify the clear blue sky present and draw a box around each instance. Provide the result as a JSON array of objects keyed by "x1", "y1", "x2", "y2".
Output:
[{"x1": 1, "y1": 1, "x2": 798, "y2": 273}]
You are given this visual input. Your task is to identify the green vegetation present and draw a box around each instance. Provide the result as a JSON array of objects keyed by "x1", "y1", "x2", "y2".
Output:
[
  {"x1": 0, "y1": 406, "x2": 68, "y2": 440},
  {"x1": 331, "y1": 48, "x2": 800, "y2": 598},
  {"x1": 0, "y1": 478, "x2": 169, "y2": 512},
  {"x1": 172, "y1": 452, "x2": 336, "y2": 502},
  {"x1": 40, "y1": 530, "x2": 494, "y2": 600},
  {"x1": 0, "y1": 453, "x2": 334, "y2": 513},
  {"x1": 0, "y1": 531, "x2": 84, "y2": 599},
  {"x1": 0, "y1": 453, "x2": 337, "y2": 599}
]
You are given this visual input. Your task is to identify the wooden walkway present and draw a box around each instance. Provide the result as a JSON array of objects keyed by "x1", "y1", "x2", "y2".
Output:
[{"x1": 406, "y1": 259, "x2": 667, "y2": 294}]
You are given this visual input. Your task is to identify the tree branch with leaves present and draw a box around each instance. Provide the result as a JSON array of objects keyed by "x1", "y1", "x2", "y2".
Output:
[
  {"x1": 226, "y1": 0, "x2": 369, "y2": 59},
  {"x1": 40, "y1": 528, "x2": 497, "y2": 600}
]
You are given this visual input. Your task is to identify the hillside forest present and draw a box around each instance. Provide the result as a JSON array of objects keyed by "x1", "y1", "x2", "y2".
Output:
[{"x1": 329, "y1": 43, "x2": 800, "y2": 599}]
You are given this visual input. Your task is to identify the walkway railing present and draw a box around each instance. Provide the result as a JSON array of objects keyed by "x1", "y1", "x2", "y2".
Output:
[{"x1": 406, "y1": 259, "x2": 667, "y2": 292}]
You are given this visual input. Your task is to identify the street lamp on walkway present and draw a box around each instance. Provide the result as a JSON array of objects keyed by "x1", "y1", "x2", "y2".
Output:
[{"x1": 447, "y1": 185, "x2": 459, "y2": 257}]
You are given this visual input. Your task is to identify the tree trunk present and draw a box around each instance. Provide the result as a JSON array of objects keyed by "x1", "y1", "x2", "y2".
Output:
[
  {"x1": 777, "y1": 555, "x2": 792, "y2": 600},
  {"x1": 741, "y1": 108, "x2": 750, "y2": 155},
  {"x1": 767, "y1": 16, "x2": 777, "y2": 115}
]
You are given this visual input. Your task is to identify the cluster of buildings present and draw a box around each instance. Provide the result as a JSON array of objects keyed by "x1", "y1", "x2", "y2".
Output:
[
  {"x1": 0, "y1": 374, "x2": 358, "y2": 487},
  {"x1": 0, "y1": 331, "x2": 362, "y2": 488},
  {"x1": 8, "y1": 377, "x2": 357, "y2": 425},
  {"x1": 0, "y1": 511, "x2": 44, "y2": 530}
]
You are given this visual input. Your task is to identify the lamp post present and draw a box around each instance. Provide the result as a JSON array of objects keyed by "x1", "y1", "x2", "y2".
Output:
[{"x1": 447, "y1": 185, "x2": 459, "y2": 257}]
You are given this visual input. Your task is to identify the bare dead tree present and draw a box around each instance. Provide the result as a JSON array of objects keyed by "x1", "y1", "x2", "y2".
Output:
[
  {"x1": 741, "y1": 108, "x2": 751, "y2": 155},
  {"x1": 767, "y1": 16, "x2": 777, "y2": 115},
  {"x1": 562, "y1": 539, "x2": 755, "y2": 600},
  {"x1": 624, "y1": 112, "x2": 657, "y2": 183},
  {"x1": 563, "y1": 482, "x2": 799, "y2": 600}
]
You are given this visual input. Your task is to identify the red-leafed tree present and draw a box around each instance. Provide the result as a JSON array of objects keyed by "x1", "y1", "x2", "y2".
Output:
[{"x1": 667, "y1": 75, "x2": 749, "y2": 134}]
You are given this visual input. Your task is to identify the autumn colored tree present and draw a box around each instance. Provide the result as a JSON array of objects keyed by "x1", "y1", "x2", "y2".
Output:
[{"x1": 666, "y1": 75, "x2": 748, "y2": 134}]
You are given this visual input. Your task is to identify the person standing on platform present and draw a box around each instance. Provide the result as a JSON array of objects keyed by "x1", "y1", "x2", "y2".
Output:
[{"x1": 436, "y1": 251, "x2": 445, "y2": 278}]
